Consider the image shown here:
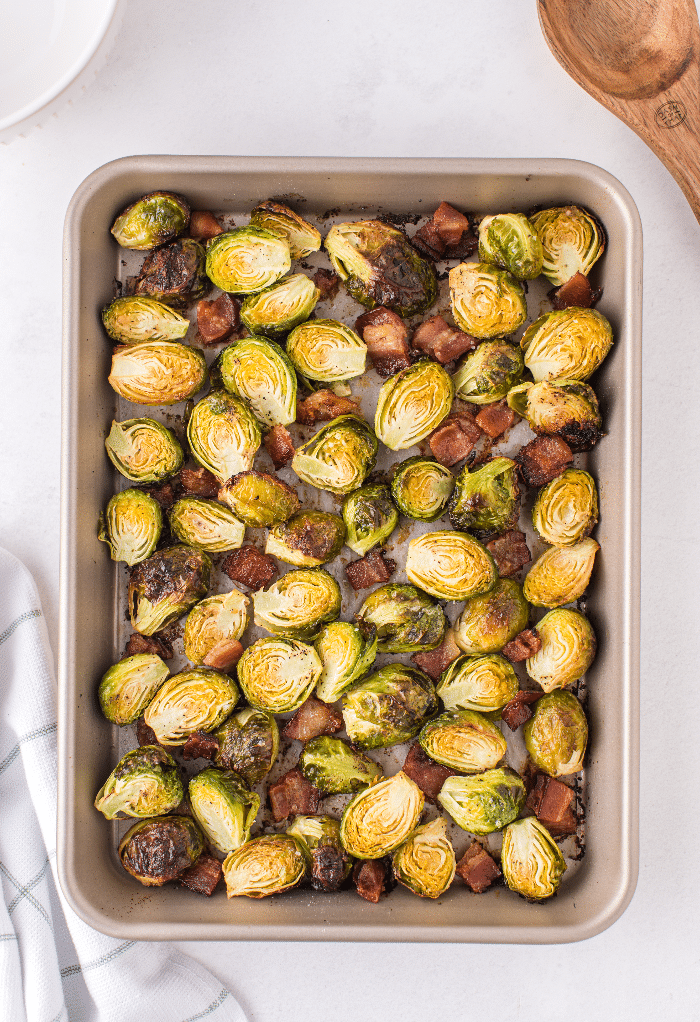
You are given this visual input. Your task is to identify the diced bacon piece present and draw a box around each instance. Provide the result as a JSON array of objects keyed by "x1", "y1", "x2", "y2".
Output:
[
  {"x1": 124, "y1": 631, "x2": 174, "y2": 660},
  {"x1": 411, "y1": 629, "x2": 461, "y2": 680},
  {"x1": 344, "y1": 549, "x2": 396, "y2": 591},
  {"x1": 141, "y1": 481, "x2": 177, "y2": 510},
  {"x1": 311, "y1": 845, "x2": 351, "y2": 892},
  {"x1": 189, "y1": 211, "x2": 224, "y2": 243},
  {"x1": 402, "y1": 742, "x2": 455, "y2": 804},
  {"x1": 264, "y1": 425, "x2": 295, "y2": 468},
  {"x1": 526, "y1": 774, "x2": 575, "y2": 825},
  {"x1": 475, "y1": 399, "x2": 517, "y2": 439},
  {"x1": 500, "y1": 691, "x2": 541, "y2": 731},
  {"x1": 313, "y1": 267, "x2": 341, "y2": 299},
  {"x1": 282, "y1": 696, "x2": 343, "y2": 741},
  {"x1": 203, "y1": 639, "x2": 243, "y2": 672},
  {"x1": 353, "y1": 859, "x2": 389, "y2": 903},
  {"x1": 268, "y1": 767, "x2": 321, "y2": 822},
  {"x1": 411, "y1": 220, "x2": 446, "y2": 260},
  {"x1": 178, "y1": 466, "x2": 220, "y2": 498},
  {"x1": 355, "y1": 307, "x2": 411, "y2": 375},
  {"x1": 136, "y1": 717, "x2": 160, "y2": 747},
  {"x1": 412, "y1": 315, "x2": 479, "y2": 365},
  {"x1": 444, "y1": 231, "x2": 479, "y2": 260},
  {"x1": 222, "y1": 546, "x2": 277, "y2": 591},
  {"x1": 428, "y1": 415, "x2": 482, "y2": 466},
  {"x1": 549, "y1": 271, "x2": 600, "y2": 310},
  {"x1": 182, "y1": 731, "x2": 220, "y2": 761},
  {"x1": 486, "y1": 529, "x2": 531, "y2": 577},
  {"x1": 455, "y1": 842, "x2": 502, "y2": 893},
  {"x1": 296, "y1": 389, "x2": 361, "y2": 425},
  {"x1": 516, "y1": 436, "x2": 574, "y2": 487},
  {"x1": 502, "y1": 628, "x2": 541, "y2": 663},
  {"x1": 196, "y1": 293, "x2": 240, "y2": 346},
  {"x1": 544, "y1": 809, "x2": 578, "y2": 836},
  {"x1": 371, "y1": 353, "x2": 413, "y2": 377},
  {"x1": 432, "y1": 201, "x2": 472, "y2": 246},
  {"x1": 179, "y1": 853, "x2": 223, "y2": 896}
]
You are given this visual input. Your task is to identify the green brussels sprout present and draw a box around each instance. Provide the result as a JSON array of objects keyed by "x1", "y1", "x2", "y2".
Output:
[
  {"x1": 478, "y1": 213, "x2": 544, "y2": 280},
  {"x1": 532, "y1": 469, "x2": 598, "y2": 547},
  {"x1": 169, "y1": 497, "x2": 246, "y2": 553},
  {"x1": 188, "y1": 768, "x2": 260, "y2": 854},
  {"x1": 391, "y1": 456, "x2": 454, "y2": 522},
  {"x1": 218, "y1": 470, "x2": 300, "y2": 527},
  {"x1": 98, "y1": 489, "x2": 162, "y2": 566},
  {"x1": 342, "y1": 483, "x2": 398, "y2": 556},
  {"x1": 355, "y1": 583, "x2": 446, "y2": 654},
  {"x1": 526, "y1": 608, "x2": 596, "y2": 693},
  {"x1": 237, "y1": 636, "x2": 322, "y2": 712},
  {"x1": 119, "y1": 816, "x2": 204, "y2": 887},
  {"x1": 105, "y1": 419, "x2": 184, "y2": 484},
  {"x1": 453, "y1": 579, "x2": 530, "y2": 655},
  {"x1": 501, "y1": 816, "x2": 567, "y2": 899},
  {"x1": 187, "y1": 391, "x2": 261, "y2": 484},
  {"x1": 439, "y1": 768, "x2": 526, "y2": 834},
  {"x1": 110, "y1": 191, "x2": 190, "y2": 250},
  {"x1": 144, "y1": 667, "x2": 239, "y2": 745},
  {"x1": 292, "y1": 415, "x2": 378, "y2": 495},
  {"x1": 507, "y1": 378, "x2": 604, "y2": 452},
  {"x1": 286, "y1": 814, "x2": 353, "y2": 892},
  {"x1": 340, "y1": 770, "x2": 425, "y2": 859},
  {"x1": 211, "y1": 337, "x2": 297, "y2": 428},
  {"x1": 134, "y1": 238, "x2": 209, "y2": 308},
  {"x1": 314, "y1": 621, "x2": 378, "y2": 703},
  {"x1": 452, "y1": 340, "x2": 524, "y2": 405},
  {"x1": 252, "y1": 568, "x2": 341, "y2": 639},
  {"x1": 523, "y1": 538, "x2": 599, "y2": 608},
  {"x1": 101, "y1": 296, "x2": 190, "y2": 344},
  {"x1": 265, "y1": 510, "x2": 346, "y2": 567},
  {"x1": 419, "y1": 709, "x2": 507, "y2": 772},
  {"x1": 324, "y1": 220, "x2": 437, "y2": 317},
  {"x1": 240, "y1": 273, "x2": 319, "y2": 338},
  {"x1": 205, "y1": 226, "x2": 291, "y2": 294},
  {"x1": 405, "y1": 530, "x2": 498, "y2": 601},
  {"x1": 341, "y1": 664, "x2": 438, "y2": 750},
  {"x1": 530, "y1": 205, "x2": 605, "y2": 286},
  {"x1": 250, "y1": 199, "x2": 322, "y2": 259},
  {"x1": 449, "y1": 262, "x2": 527, "y2": 339},
  {"x1": 524, "y1": 690, "x2": 588, "y2": 776},
  {"x1": 215, "y1": 707, "x2": 279, "y2": 784},
  {"x1": 287, "y1": 319, "x2": 367, "y2": 382},
  {"x1": 128, "y1": 545, "x2": 211, "y2": 635},
  {"x1": 109, "y1": 341, "x2": 207, "y2": 406},
  {"x1": 521, "y1": 307, "x2": 613, "y2": 383},
  {"x1": 299, "y1": 736, "x2": 383, "y2": 794},
  {"x1": 94, "y1": 746, "x2": 183, "y2": 820},
  {"x1": 448, "y1": 457, "x2": 521, "y2": 536},
  {"x1": 183, "y1": 588, "x2": 249, "y2": 664},
  {"x1": 392, "y1": 817, "x2": 456, "y2": 898},
  {"x1": 98, "y1": 653, "x2": 169, "y2": 725},
  {"x1": 436, "y1": 654, "x2": 519, "y2": 714},
  {"x1": 223, "y1": 834, "x2": 306, "y2": 898},
  {"x1": 374, "y1": 361, "x2": 454, "y2": 451}
]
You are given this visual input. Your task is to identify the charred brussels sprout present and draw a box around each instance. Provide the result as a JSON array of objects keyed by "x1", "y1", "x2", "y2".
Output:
[
  {"x1": 237, "y1": 636, "x2": 322, "y2": 712},
  {"x1": 393, "y1": 817, "x2": 456, "y2": 898},
  {"x1": 507, "y1": 378, "x2": 604, "y2": 452},
  {"x1": 128, "y1": 545, "x2": 211, "y2": 635},
  {"x1": 102, "y1": 296, "x2": 190, "y2": 344},
  {"x1": 183, "y1": 589, "x2": 249, "y2": 664},
  {"x1": 436, "y1": 654, "x2": 519, "y2": 714},
  {"x1": 406, "y1": 531, "x2": 498, "y2": 601},
  {"x1": 110, "y1": 191, "x2": 190, "y2": 250},
  {"x1": 453, "y1": 580, "x2": 529, "y2": 655},
  {"x1": 342, "y1": 484, "x2": 397, "y2": 556},
  {"x1": 325, "y1": 220, "x2": 437, "y2": 317},
  {"x1": 530, "y1": 205, "x2": 605, "y2": 286},
  {"x1": 188, "y1": 768, "x2": 259, "y2": 854},
  {"x1": 419, "y1": 709, "x2": 507, "y2": 772},
  {"x1": 287, "y1": 319, "x2": 367, "y2": 383},
  {"x1": 119, "y1": 816, "x2": 204, "y2": 887},
  {"x1": 169, "y1": 497, "x2": 246, "y2": 553},
  {"x1": 218, "y1": 470, "x2": 299, "y2": 528},
  {"x1": 340, "y1": 771, "x2": 424, "y2": 859},
  {"x1": 105, "y1": 419, "x2": 184, "y2": 484},
  {"x1": 314, "y1": 621, "x2": 378, "y2": 703},
  {"x1": 205, "y1": 226, "x2": 291, "y2": 294},
  {"x1": 299, "y1": 737, "x2": 383, "y2": 794},
  {"x1": 374, "y1": 361, "x2": 453, "y2": 451},
  {"x1": 109, "y1": 341, "x2": 207, "y2": 405},
  {"x1": 438, "y1": 768, "x2": 526, "y2": 835},
  {"x1": 266, "y1": 510, "x2": 346, "y2": 567},
  {"x1": 478, "y1": 213, "x2": 544, "y2": 280},
  {"x1": 240, "y1": 273, "x2": 319, "y2": 338},
  {"x1": 341, "y1": 663, "x2": 437, "y2": 750},
  {"x1": 501, "y1": 816, "x2": 567, "y2": 899},
  {"x1": 215, "y1": 707, "x2": 279, "y2": 784},
  {"x1": 252, "y1": 568, "x2": 341, "y2": 639},
  {"x1": 533, "y1": 469, "x2": 598, "y2": 547},
  {"x1": 187, "y1": 391, "x2": 261, "y2": 484},
  {"x1": 134, "y1": 238, "x2": 209, "y2": 308},
  {"x1": 526, "y1": 608, "x2": 596, "y2": 693},
  {"x1": 250, "y1": 199, "x2": 322, "y2": 259},
  {"x1": 449, "y1": 458, "x2": 520, "y2": 535},
  {"x1": 143, "y1": 668, "x2": 239, "y2": 745},
  {"x1": 98, "y1": 653, "x2": 169, "y2": 725},
  {"x1": 223, "y1": 834, "x2": 306, "y2": 898},
  {"x1": 286, "y1": 815, "x2": 352, "y2": 892},
  {"x1": 211, "y1": 337, "x2": 297, "y2": 428},
  {"x1": 356, "y1": 583, "x2": 446, "y2": 654},
  {"x1": 98, "y1": 489, "x2": 162, "y2": 566},
  {"x1": 523, "y1": 538, "x2": 599, "y2": 608},
  {"x1": 452, "y1": 340, "x2": 524, "y2": 405},
  {"x1": 449, "y1": 262, "x2": 527, "y2": 339},
  {"x1": 292, "y1": 415, "x2": 378, "y2": 495},
  {"x1": 524, "y1": 691, "x2": 588, "y2": 776},
  {"x1": 94, "y1": 746, "x2": 182, "y2": 820},
  {"x1": 521, "y1": 307, "x2": 613, "y2": 383},
  {"x1": 391, "y1": 457, "x2": 454, "y2": 522}
]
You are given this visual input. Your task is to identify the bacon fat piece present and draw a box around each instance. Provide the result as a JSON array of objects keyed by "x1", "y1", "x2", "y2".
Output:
[
  {"x1": 281, "y1": 696, "x2": 343, "y2": 742},
  {"x1": 353, "y1": 858, "x2": 390, "y2": 903},
  {"x1": 268, "y1": 767, "x2": 321, "y2": 822},
  {"x1": 516, "y1": 436, "x2": 573, "y2": 488},
  {"x1": 355, "y1": 307, "x2": 411, "y2": 377},
  {"x1": 182, "y1": 731, "x2": 220, "y2": 761},
  {"x1": 264, "y1": 425, "x2": 295, "y2": 468},
  {"x1": 136, "y1": 717, "x2": 160, "y2": 747},
  {"x1": 189, "y1": 211, "x2": 224, "y2": 243},
  {"x1": 475, "y1": 399, "x2": 518, "y2": 439},
  {"x1": 455, "y1": 843, "x2": 502, "y2": 893},
  {"x1": 178, "y1": 466, "x2": 221, "y2": 498},
  {"x1": 344, "y1": 549, "x2": 397, "y2": 591},
  {"x1": 549, "y1": 272, "x2": 600, "y2": 310},
  {"x1": 196, "y1": 293, "x2": 240, "y2": 346},
  {"x1": 411, "y1": 629, "x2": 461, "y2": 680},
  {"x1": 411, "y1": 315, "x2": 479, "y2": 365},
  {"x1": 313, "y1": 267, "x2": 341, "y2": 299},
  {"x1": 502, "y1": 628, "x2": 541, "y2": 663},
  {"x1": 296, "y1": 389, "x2": 361, "y2": 425},
  {"x1": 500, "y1": 690, "x2": 541, "y2": 731},
  {"x1": 179, "y1": 853, "x2": 223, "y2": 896},
  {"x1": 428, "y1": 413, "x2": 482, "y2": 466},
  {"x1": 125, "y1": 631, "x2": 174, "y2": 660},
  {"x1": 203, "y1": 639, "x2": 244, "y2": 672},
  {"x1": 222, "y1": 546, "x2": 277, "y2": 591},
  {"x1": 402, "y1": 742, "x2": 455, "y2": 804},
  {"x1": 486, "y1": 529, "x2": 531, "y2": 577}
]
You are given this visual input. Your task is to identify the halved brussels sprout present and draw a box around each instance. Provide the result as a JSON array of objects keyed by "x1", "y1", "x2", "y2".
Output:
[
  {"x1": 286, "y1": 815, "x2": 353, "y2": 891},
  {"x1": 94, "y1": 746, "x2": 183, "y2": 820},
  {"x1": 240, "y1": 273, "x2": 319, "y2": 338},
  {"x1": 105, "y1": 419, "x2": 184, "y2": 483},
  {"x1": 287, "y1": 319, "x2": 367, "y2": 382},
  {"x1": 341, "y1": 664, "x2": 438, "y2": 750},
  {"x1": 314, "y1": 621, "x2": 378, "y2": 703},
  {"x1": 111, "y1": 191, "x2": 190, "y2": 250},
  {"x1": 98, "y1": 653, "x2": 169, "y2": 725},
  {"x1": 355, "y1": 583, "x2": 446, "y2": 654},
  {"x1": 405, "y1": 531, "x2": 498, "y2": 602},
  {"x1": 419, "y1": 709, "x2": 507, "y2": 772},
  {"x1": 526, "y1": 608, "x2": 596, "y2": 693},
  {"x1": 507, "y1": 378, "x2": 604, "y2": 452},
  {"x1": 134, "y1": 239, "x2": 209, "y2": 308},
  {"x1": 523, "y1": 538, "x2": 599, "y2": 608},
  {"x1": 521, "y1": 307, "x2": 613, "y2": 383},
  {"x1": 109, "y1": 341, "x2": 207, "y2": 406},
  {"x1": 119, "y1": 816, "x2": 204, "y2": 887},
  {"x1": 436, "y1": 654, "x2": 519, "y2": 714},
  {"x1": 188, "y1": 768, "x2": 260, "y2": 854},
  {"x1": 524, "y1": 690, "x2": 588, "y2": 776},
  {"x1": 299, "y1": 736, "x2": 383, "y2": 794},
  {"x1": 223, "y1": 834, "x2": 306, "y2": 898},
  {"x1": 325, "y1": 220, "x2": 437, "y2": 317},
  {"x1": 128, "y1": 545, "x2": 211, "y2": 635},
  {"x1": 169, "y1": 497, "x2": 246, "y2": 553},
  {"x1": 143, "y1": 668, "x2": 239, "y2": 745},
  {"x1": 250, "y1": 199, "x2": 322, "y2": 259},
  {"x1": 98, "y1": 489, "x2": 162, "y2": 566},
  {"x1": 391, "y1": 456, "x2": 454, "y2": 522},
  {"x1": 102, "y1": 296, "x2": 190, "y2": 344},
  {"x1": 374, "y1": 361, "x2": 454, "y2": 451},
  {"x1": 215, "y1": 707, "x2": 279, "y2": 784},
  {"x1": 237, "y1": 636, "x2": 322, "y2": 712},
  {"x1": 292, "y1": 415, "x2": 378, "y2": 495},
  {"x1": 342, "y1": 483, "x2": 398, "y2": 556},
  {"x1": 187, "y1": 391, "x2": 261, "y2": 485},
  {"x1": 340, "y1": 771, "x2": 425, "y2": 859},
  {"x1": 449, "y1": 262, "x2": 527, "y2": 339},
  {"x1": 448, "y1": 458, "x2": 520, "y2": 536},
  {"x1": 452, "y1": 340, "x2": 524, "y2": 405},
  {"x1": 533, "y1": 469, "x2": 598, "y2": 547},
  {"x1": 453, "y1": 580, "x2": 530, "y2": 655},
  {"x1": 218, "y1": 470, "x2": 299, "y2": 528},
  {"x1": 265, "y1": 510, "x2": 346, "y2": 567},
  {"x1": 392, "y1": 817, "x2": 456, "y2": 898},
  {"x1": 478, "y1": 213, "x2": 544, "y2": 280},
  {"x1": 530, "y1": 205, "x2": 605, "y2": 286},
  {"x1": 211, "y1": 337, "x2": 297, "y2": 428},
  {"x1": 252, "y1": 568, "x2": 341, "y2": 640},
  {"x1": 438, "y1": 768, "x2": 526, "y2": 834},
  {"x1": 501, "y1": 816, "x2": 567, "y2": 899},
  {"x1": 205, "y1": 226, "x2": 291, "y2": 294},
  {"x1": 183, "y1": 589, "x2": 249, "y2": 664}
]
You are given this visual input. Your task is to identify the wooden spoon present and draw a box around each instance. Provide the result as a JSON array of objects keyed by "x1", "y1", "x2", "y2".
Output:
[{"x1": 538, "y1": 0, "x2": 700, "y2": 223}]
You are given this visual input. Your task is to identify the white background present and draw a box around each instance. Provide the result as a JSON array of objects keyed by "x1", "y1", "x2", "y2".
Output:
[{"x1": 1, "y1": 1, "x2": 699, "y2": 1019}]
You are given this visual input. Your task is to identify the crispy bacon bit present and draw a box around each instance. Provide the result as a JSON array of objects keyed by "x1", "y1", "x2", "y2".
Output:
[
  {"x1": 432, "y1": 201, "x2": 472, "y2": 246},
  {"x1": 311, "y1": 845, "x2": 351, "y2": 892},
  {"x1": 141, "y1": 481, "x2": 176, "y2": 510},
  {"x1": 282, "y1": 696, "x2": 343, "y2": 741},
  {"x1": 222, "y1": 546, "x2": 277, "y2": 591},
  {"x1": 502, "y1": 628, "x2": 541, "y2": 663},
  {"x1": 178, "y1": 466, "x2": 220, "y2": 498},
  {"x1": 549, "y1": 271, "x2": 600, "y2": 310},
  {"x1": 355, "y1": 307, "x2": 411, "y2": 376},
  {"x1": 402, "y1": 742, "x2": 455, "y2": 804},
  {"x1": 182, "y1": 731, "x2": 220, "y2": 761},
  {"x1": 345, "y1": 549, "x2": 396, "y2": 591},
  {"x1": 411, "y1": 219, "x2": 446, "y2": 260},
  {"x1": 455, "y1": 843, "x2": 502, "y2": 893},
  {"x1": 189, "y1": 211, "x2": 224, "y2": 243},
  {"x1": 263, "y1": 425, "x2": 295, "y2": 468},
  {"x1": 313, "y1": 267, "x2": 341, "y2": 299},
  {"x1": 544, "y1": 809, "x2": 578, "y2": 836},
  {"x1": 296, "y1": 389, "x2": 361, "y2": 425},
  {"x1": 428, "y1": 414, "x2": 482, "y2": 466},
  {"x1": 411, "y1": 202, "x2": 476, "y2": 261},
  {"x1": 353, "y1": 859, "x2": 389, "y2": 903},
  {"x1": 203, "y1": 639, "x2": 244, "y2": 672},
  {"x1": 526, "y1": 775, "x2": 576, "y2": 835},
  {"x1": 196, "y1": 293, "x2": 240, "y2": 345},
  {"x1": 124, "y1": 631, "x2": 174, "y2": 660},
  {"x1": 475, "y1": 399, "x2": 518, "y2": 439},
  {"x1": 411, "y1": 315, "x2": 479, "y2": 365},
  {"x1": 500, "y1": 691, "x2": 541, "y2": 731},
  {"x1": 179, "y1": 853, "x2": 223, "y2": 896},
  {"x1": 516, "y1": 436, "x2": 574, "y2": 487},
  {"x1": 486, "y1": 529, "x2": 531, "y2": 577},
  {"x1": 411, "y1": 629, "x2": 461, "y2": 680},
  {"x1": 136, "y1": 717, "x2": 160, "y2": 747},
  {"x1": 268, "y1": 767, "x2": 321, "y2": 822}
]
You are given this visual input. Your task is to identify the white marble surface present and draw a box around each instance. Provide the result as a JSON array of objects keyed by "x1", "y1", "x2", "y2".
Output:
[{"x1": 1, "y1": 0, "x2": 699, "y2": 1018}]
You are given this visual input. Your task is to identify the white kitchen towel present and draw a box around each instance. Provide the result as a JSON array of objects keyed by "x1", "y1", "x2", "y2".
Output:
[{"x1": 0, "y1": 546, "x2": 247, "y2": 1022}]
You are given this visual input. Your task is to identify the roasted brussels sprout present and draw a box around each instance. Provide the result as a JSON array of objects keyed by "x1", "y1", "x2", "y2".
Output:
[
  {"x1": 211, "y1": 337, "x2": 297, "y2": 428},
  {"x1": 355, "y1": 583, "x2": 446, "y2": 654},
  {"x1": 342, "y1": 484, "x2": 397, "y2": 556},
  {"x1": 109, "y1": 341, "x2": 207, "y2": 405},
  {"x1": 532, "y1": 469, "x2": 598, "y2": 547},
  {"x1": 438, "y1": 768, "x2": 526, "y2": 834},
  {"x1": 169, "y1": 497, "x2": 246, "y2": 553},
  {"x1": 240, "y1": 273, "x2": 319, "y2": 338},
  {"x1": 453, "y1": 580, "x2": 530, "y2": 655},
  {"x1": 188, "y1": 768, "x2": 260, "y2": 854},
  {"x1": 405, "y1": 530, "x2": 498, "y2": 602},
  {"x1": 501, "y1": 816, "x2": 567, "y2": 899},
  {"x1": 448, "y1": 458, "x2": 520, "y2": 536},
  {"x1": 419, "y1": 709, "x2": 507, "y2": 772},
  {"x1": 287, "y1": 319, "x2": 367, "y2": 382},
  {"x1": 143, "y1": 668, "x2": 239, "y2": 745},
  {"x1": 521, "y1": 308, "x2": 613, "y2": 383},
  {"x1": 524, "y1": 690, "x2": 588, "y2": 776},
  {"x1": 449, "y1": 262, "x2": 527, "y2": 339},
  {"x1": 218, "y1": 470, "x2": 299, "y2": 528},
  {"x1": 374, "y1": 361, "x2": 453, "y2": 451},
  {"x1": 325, "y1": 220, "x2": 437, "y2": 317},
  {"x1": 393, "y1": 817, "x2": 456, "y2": 898},
  {"x1": 507, "y1": 378, "x2": 604, "y2": 452},
  {"x1": 292, "y1": 415, "x2": 378, "y2": 495},
  {"x1": 250, "y1": 199, "x2": 322, "y2": 259},
  {"x1": 478, "y1": 213, "x2": 544, "y2": 280},
  {"x1": 237, "y1": 636, "x2": 322, "y2": 712},
  {"x1": 340, "y1": 770, "x2": 424, "y2": 859},
  {"x1": 452, "y1": 341, "x2": 524, "y2": 404},
  {"x1": 286, "y1": 815, "x2": 353, "y2": 892},
  {"x1": 314, "y1": 621, "x2": 378, "y2": 703},
  {"x1": 530, "y1": 205, "x2": 605, "y2": 286},
  {"x1": 252, "y1": 568, "x2": 341, "y2": 639},
  {"x1": 98, "y1": 489, "x2": 162, "y2": 566},
  {"x1": 187, "y1": 391, "x2": 261, "y2": 484},
  {"x1": 265, "y1": 510, "x2": 346, "y2": 567},
  {"x1": 128, "y1": 545, "x2": 211, "y2": 635},
  {"x1": 341, "y1": 664, "x2": 438, "y2": 750},
  {"x1": 105, "y1": 418, "x2": 184, "y2": 484},
  {"x1": 391, "y1": 456, "x2": 454, "y2": 522},
  {"x1": 102, "y1": 296, "x2": 190, "y2": 344},
  {"x1": 183, "y1": 589, "x2": 249, "y2": 664},
  {"x1": 94, "y1": 746, "x2": 183, "y2": 820},
  {"x1": 134, "y1": 238, "x2": 209, "y2": 308},
  {"x1": 205, "y1": 226, "x2": 291, "y2": 294},
  {"x1": 526, "y1": 608, "x2": 596, "y2": 693},
  {"x1": 111, "y1": 191, "x2": 190, "y2": 250},
  {"x1": 523, "y1": 538, "x2": 599, "y2": 608},
  {"x1": 98, "y1": 653, "x2": 169, "y2": 725},
  {"x1": 119, "y1": 816, "x2": 204, "y2": 887},
  {"x1": 215, "y1": 707, "x2": 279, "y2": 784},
  {"x1": 223, "y1": 834, "x2": 306, "y2": 898},
  {"x1": 299, "y1": 737, "x2": 383, "y2": 794},
  {"x1": 436, "y1": 654, "x2": 519, "y2": 714}
]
